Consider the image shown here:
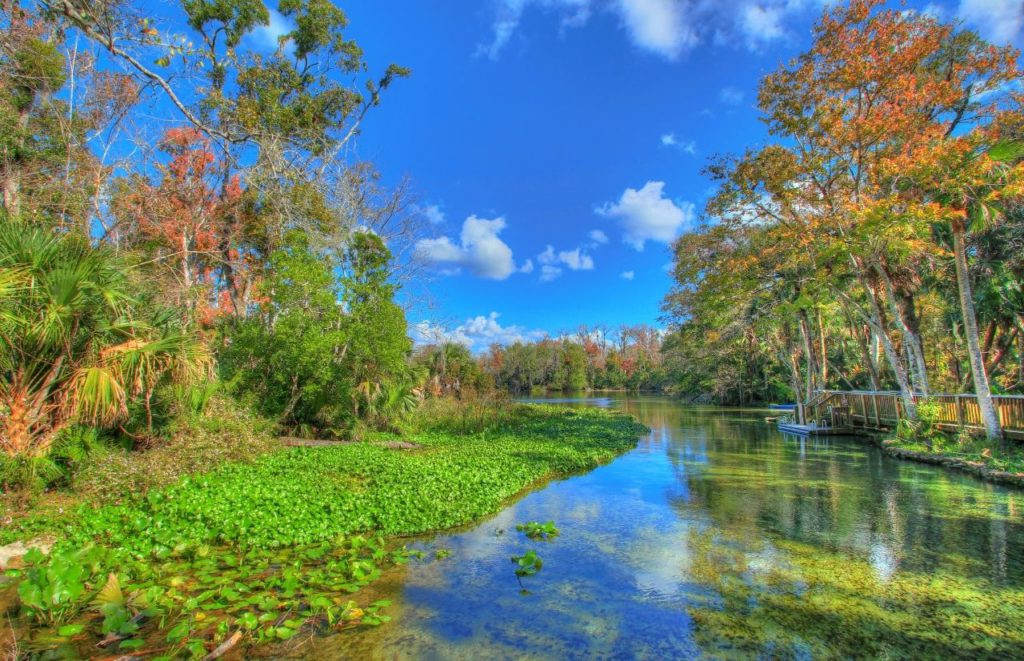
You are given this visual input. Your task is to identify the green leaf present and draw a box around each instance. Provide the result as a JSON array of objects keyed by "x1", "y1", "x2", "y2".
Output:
[{"x1": 987, "y1": 140, "x2": 1024, "y2": 163}]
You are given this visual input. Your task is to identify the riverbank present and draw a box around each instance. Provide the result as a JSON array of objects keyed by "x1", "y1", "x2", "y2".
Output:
[
  {"x1": 875, "y1": 436, "x2": 1024, "y2": 488},
  {"x1": 0, "y1": 403, "x2": 645, "y2": 658}
]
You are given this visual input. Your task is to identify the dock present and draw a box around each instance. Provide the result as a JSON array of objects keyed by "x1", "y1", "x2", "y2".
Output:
[
  {"x1": 777, "y1": 421, "x2": 854, "y2": 436},
  {"x1": 774, "y1": 390, "x2": 1024, "y2": 439}
]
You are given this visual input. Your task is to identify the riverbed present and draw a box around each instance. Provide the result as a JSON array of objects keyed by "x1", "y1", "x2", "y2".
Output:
[{"x1": 289, "y1": 396, "x2": 1024, "y2": 659}]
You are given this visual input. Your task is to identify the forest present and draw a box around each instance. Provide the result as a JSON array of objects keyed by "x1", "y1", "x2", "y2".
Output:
[
  {"x1": 3, "y1": 0, "x2": 1024, "y2": 657},
  {"x1": 413, "y1": 325, "x2": 670, "y2": 395},
  {"x1": 660, "y1": 0, "x2": 1024, "y2": 441}
]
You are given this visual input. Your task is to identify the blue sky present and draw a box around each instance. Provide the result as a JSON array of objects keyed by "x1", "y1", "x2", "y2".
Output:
[{"x1": 239, "y1": 1, "x2": 1023, "y2": 349}]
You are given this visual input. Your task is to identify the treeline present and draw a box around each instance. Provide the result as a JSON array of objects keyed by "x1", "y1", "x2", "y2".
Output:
[
  {"x1": 0, "y1": 0, "x2": 423, "y2": 488},
  {"x1": 413, "y1": 325, "x2": 670, "y2": 394},
  {"x1": 661, "y1": 0, "x2": 1024, "y2": 440}
]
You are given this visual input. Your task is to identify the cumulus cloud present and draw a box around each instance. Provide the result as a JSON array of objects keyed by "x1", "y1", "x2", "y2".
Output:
[
  {"x1": 957, "y1": 0, "x2": 1023, "y2": 45},
  {"x1": 596, "y1": 181, "x2": 694, "y2": 250},
  {"x1": 620, "y1": 270, "x2": 636, "y2": 280},
  {"x1": 660, "y1": 132, "x2": 697, "y2": 154},
  {"x1": 415, "y1": 215, "x2": 517, "y2": 280},
  {"x1": 411, "y1": 313, "x2": 546, "y2": 351},
  {"x1": 588, "y1": 229, "x2": 609, "y2": 244},
  {"x1": 479, "y1": 0, "x2": 838, "y2": 61},
  {"x1": 536, "y1": 243, "x2": 595, "y2": 281},
  {"x1": 413, "y1": 203, "x2": 446, "y2": 225},
  {"x1": 615, "y1": 0, "x2": 696, "y2": 60},
  {"x1": 739, "y1": 3, "x2": 786, "y2": 49}
]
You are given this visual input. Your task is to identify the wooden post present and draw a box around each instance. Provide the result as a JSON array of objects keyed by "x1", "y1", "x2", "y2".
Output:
[
  {"x1": 955, "y1": 395, "x2": 964, "y2": 430},
  {"x1": 872, "y1": 393, "x2": 881, "y2": 428}
]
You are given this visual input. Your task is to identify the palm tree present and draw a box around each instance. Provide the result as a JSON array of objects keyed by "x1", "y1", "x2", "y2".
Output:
[
  {"x1": 0, "y1": 223, "x2": 210, "y2": 460},
  {"x1": 931, "y1": 140, "x2": 1024, "y2": 441}
]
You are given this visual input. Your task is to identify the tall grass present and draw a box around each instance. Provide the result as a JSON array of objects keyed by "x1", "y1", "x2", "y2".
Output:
[{"x1": 409, "y1": 392, "x2": 519, "y2": 435}]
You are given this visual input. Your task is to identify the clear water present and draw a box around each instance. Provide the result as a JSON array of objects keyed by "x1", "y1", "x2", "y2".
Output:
[{"x1": 287, "y1": 396, "x2": 1024, "y2": 659}]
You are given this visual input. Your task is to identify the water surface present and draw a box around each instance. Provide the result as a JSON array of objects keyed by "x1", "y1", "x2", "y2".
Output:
[{"x1": 295, "y1": 396, "x2": 1024, "y2": 659}]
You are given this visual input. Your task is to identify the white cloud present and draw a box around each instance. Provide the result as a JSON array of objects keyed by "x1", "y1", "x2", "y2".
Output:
[
  {"x1": 520, "y1": 258, "x2": 535, "y2": 274},
  {"x1": 615, "y1": 0, "x2": 696, "y2": 60},
  {"x1": 247, "y1": 9, "x2": 293, "y2": 52},
  {"x1": 660, "y1": 132, "x2": 696, "y2": 154},
  {"x1": 957, "y1": 0, "x2": 1024, "y2": 45},
  {"x1": 719, "y1": 86, "x2": 745, "y2": 105},
  {"x1": 558, "y1": 247, "x2": 595, "y2": 270},
  {"x1": 620, "y1": 270, "x2": 636, "y2": 280},
  {"x1": 479, "y1": 0, "x2": 839, "y2": 61},
  {"x1": 415, "y1": 215, "x2": 517, "y2": 280},
  {"x1": 588, "y1": 229, "x2": 609, "y2": 244},
  {"x1": 536, "y1": 243, "x2": 595, "y2": 280},
  {"x1": 596, "y1": 181, "x2": 694, "y2": 250},
  {"x1": 412, "y1": 313, "x2": 546, "y2": 351},
  {"x1": 540, "y1": 264, "x2": 563, "y2": 281},
  {"x1": 739, "y1": 3, "x2": 786, "y2": 48},
  {"x1": 478, "y1": 0, "x2": 592, "y2": 59},
  {"x1": 413, "y1": 203, "x2": 446, "y2": 225}
]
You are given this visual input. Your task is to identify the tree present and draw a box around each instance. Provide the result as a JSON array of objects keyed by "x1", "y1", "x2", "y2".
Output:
[{"x1": 0, "y1": 221, "x2": 209, "y2": 461}]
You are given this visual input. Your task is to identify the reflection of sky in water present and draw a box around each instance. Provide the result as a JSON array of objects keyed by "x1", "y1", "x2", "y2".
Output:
[{"x1": 303, "y1": 397, "x2": 1024, "y2": 660}]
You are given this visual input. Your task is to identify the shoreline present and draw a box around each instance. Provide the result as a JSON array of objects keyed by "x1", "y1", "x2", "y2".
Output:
[{"x1": 853, "y1": 433, "x2": 1024, "y2": 489}]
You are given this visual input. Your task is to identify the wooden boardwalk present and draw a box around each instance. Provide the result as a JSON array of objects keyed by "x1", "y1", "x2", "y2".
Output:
[{"x1": 780, "y1": 390, "x2": 1024, "y2": 440}]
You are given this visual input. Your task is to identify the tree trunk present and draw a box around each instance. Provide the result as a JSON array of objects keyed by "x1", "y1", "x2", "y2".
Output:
[
  {"x1": 798, "y1": 310, "x2": 819, "y2": 401},
  {"x1": 875, "y1": 261, "x2": 929, "y2": 395},
  {"x1": 858, "y1": 273, "x2": 918, "y2": 419},
  {"x1": 952, "y1": 220, "x2": 1002, "y2": 441}
]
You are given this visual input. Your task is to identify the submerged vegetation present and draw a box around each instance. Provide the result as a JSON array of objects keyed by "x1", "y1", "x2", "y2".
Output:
[{"x1": 687, "y1": 529, "x2": 1024, "y2": 658}]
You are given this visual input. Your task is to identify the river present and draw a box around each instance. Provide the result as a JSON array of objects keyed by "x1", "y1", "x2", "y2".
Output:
[{"x1": 288, "y1": 396, "x2": 1024, "y2": 659}]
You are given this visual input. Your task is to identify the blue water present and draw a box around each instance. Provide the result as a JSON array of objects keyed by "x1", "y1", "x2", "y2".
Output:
[{"x1": 293, "y1": 396, "x2": 1024, "y2": 659}]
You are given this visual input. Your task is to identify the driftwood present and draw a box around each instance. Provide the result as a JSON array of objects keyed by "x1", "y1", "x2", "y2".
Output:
[{"x1": 203, "y1": 630, "x2": 243, "y2": 661}]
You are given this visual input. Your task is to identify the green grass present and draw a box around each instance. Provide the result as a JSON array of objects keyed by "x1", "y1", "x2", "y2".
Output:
[{"x1": 3, "y1": 403, "x2": 646, "y2": 657}]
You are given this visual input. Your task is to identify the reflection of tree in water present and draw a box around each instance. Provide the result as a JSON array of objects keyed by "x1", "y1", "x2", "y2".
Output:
[{"x1": 652, "y1": 407, "x2": 1024, "y2": 657}]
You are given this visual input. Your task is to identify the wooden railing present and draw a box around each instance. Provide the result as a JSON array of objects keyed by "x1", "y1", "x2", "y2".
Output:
[{"x1": 805, "y1": 390, "x2": 1024, "y2": 440}]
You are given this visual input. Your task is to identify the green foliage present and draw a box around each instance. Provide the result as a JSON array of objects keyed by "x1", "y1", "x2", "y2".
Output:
[
  {"x1": 220, "y1": 230, "x2": 411, "y2": 435},
  {"x1": 64, "y1": 405, "x2": 643, "y2": 549},
  {"x1": 482, "y1": 328, "x2": 669, "y2": 395},
  {"x1": 516, "y1": 521, "x2": 559, "y2": 541},
  {"x1": 14, "y1": 546, "x2": 105, "y2": 626},
  {"x1": 0, "y1": 226, "x2": 209, "y2": 481},
  {"x1": 409, "y1": 392, "x2": 517, "y2": 435},
  {"x1": 73, "y1": 394, "x2": 278, "y2": 503},
  {"x1": 896, "y1": 398, "x2": 946, "y2": 449},
  {"x1": 510, "y1": 549, "x2": 543, "y2": 578},
  {"x1": 8, "y1": 405, "x2": 643, "y2": 654}
]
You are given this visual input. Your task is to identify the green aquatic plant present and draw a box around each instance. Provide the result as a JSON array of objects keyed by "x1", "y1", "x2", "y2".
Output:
[
  {"x1": 511, "y1": 549, "x2": 543, "y2": 578},
  {"x1": 7, "y1": 405, "x2": 644, "y2": 654},
  {"x1": 516, "y1": 521, "x2": 560, "y2": 541}
]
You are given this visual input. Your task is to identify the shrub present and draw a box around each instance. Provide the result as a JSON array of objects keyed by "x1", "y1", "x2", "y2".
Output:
[{"x1": 895, "y1": 398, "x2": 946, "y2": 450}]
